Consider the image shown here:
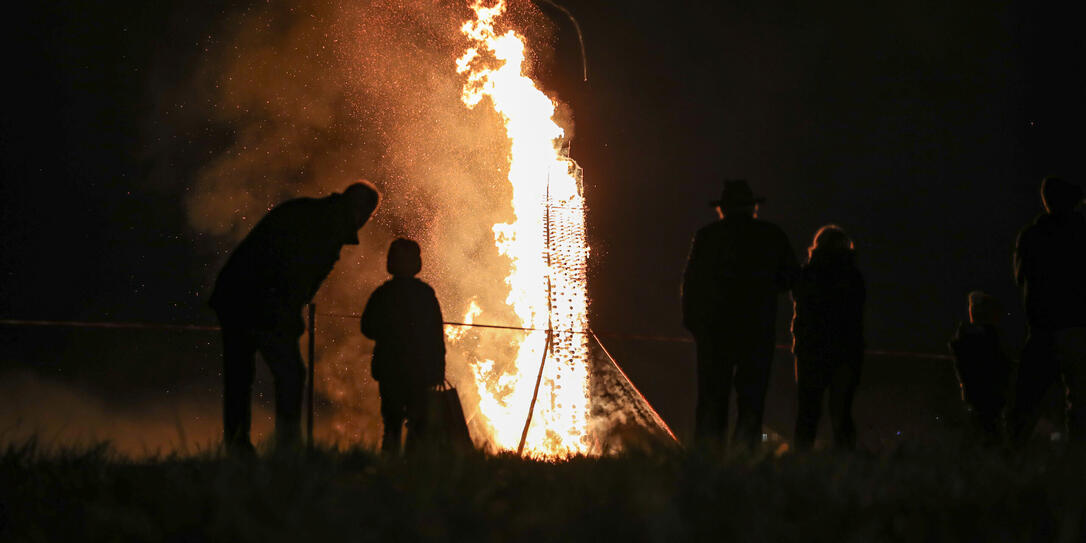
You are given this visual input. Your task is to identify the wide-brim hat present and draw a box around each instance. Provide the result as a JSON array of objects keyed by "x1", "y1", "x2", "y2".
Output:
[{"x1": 710, "y1": 179, "x2": 766, "y2": 208}]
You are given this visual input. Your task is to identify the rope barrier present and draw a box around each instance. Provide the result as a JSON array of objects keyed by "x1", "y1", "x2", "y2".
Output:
[
  {"x1": 0, "y1": 316, "x2": 954, "y2": 361},
  {"x1": 0, "y1": 318, "x2": 221, "y2": 332},
  {"x1": 318, "y1": 312, "x2": 954, "y2": 360},
  {"x1": 864, "y1": 348, "x2": 953, "y2": 361}
]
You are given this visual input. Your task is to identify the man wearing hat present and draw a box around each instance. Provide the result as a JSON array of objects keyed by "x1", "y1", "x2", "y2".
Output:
[
  {"x1": 1009, "y1": 177, "x2": 1086, "y2": 447},
  {"x1": 210, "y1": 181, "x2": 381, "y2": 455},
  {"x1": 682, "y1": 180, "x2": 799, "y2": 448}
]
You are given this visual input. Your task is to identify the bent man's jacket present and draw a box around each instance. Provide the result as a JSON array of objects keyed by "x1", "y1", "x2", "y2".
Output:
[{"x1": 210, "y1": 194, "x2": 360, "y2": 335}]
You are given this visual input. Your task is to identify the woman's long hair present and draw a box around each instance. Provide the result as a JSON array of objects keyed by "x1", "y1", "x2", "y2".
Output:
[{"x1": 807, "y1": 224, "x2": 855, "y2": 262}]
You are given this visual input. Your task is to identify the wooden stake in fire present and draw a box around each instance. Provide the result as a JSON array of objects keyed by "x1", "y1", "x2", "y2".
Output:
[
  {"x1": 517, "y1": 330, "x2": 552, "y2": 455},
  {"x1": 516, "y1": 176, "x2": 557, "y2": 456}
]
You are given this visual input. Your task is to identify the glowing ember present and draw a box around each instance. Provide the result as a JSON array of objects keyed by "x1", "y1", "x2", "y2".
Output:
[{"x1": 456, "y1": 0, "x2": 591, "y2": 457}]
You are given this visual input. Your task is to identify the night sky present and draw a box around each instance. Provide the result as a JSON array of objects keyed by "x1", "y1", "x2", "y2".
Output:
[{"x1": 2, "y1": 0, "x2": 1083, "y2": 446}]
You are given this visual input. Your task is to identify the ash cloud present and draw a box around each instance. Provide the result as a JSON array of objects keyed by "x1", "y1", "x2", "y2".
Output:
[{"x1": 159, "y1": 0, "x2": 564, "y2": 447}]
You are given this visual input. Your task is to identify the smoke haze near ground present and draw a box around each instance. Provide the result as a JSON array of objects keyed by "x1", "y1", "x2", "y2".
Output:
[{"x1": 0, "y1": 370, "x2": 269, "y2": 456}]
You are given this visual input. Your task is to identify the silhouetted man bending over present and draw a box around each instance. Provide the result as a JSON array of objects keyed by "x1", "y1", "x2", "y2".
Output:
[
  {"x1": 682, "y1": 180, "x2": 799, "y2": 447},
  {"x1": 210, "y1": 182, "x2": 380, "y2": 455},
  {"x1": 1009, "y1": 177, "x2": 1086, "y2": 447}
]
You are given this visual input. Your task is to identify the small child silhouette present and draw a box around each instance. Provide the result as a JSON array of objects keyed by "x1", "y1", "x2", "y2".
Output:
[
  {"x1": 360, "y1": 238, "x2": 446, "y2": 455},
  {"x1": 948, "y1": 291, "x2": 1013, "y2": 445}
]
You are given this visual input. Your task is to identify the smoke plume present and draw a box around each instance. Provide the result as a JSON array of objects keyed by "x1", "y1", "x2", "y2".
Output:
[{"x1": 173, "y1": 0, "x2": 559, "y2": 447}]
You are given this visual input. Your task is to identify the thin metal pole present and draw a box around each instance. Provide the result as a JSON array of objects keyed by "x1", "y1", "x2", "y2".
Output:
[
  {"x1": 536, "y1": 0, "x2": 588, "y2": 82},
  {"x1": 0, "y1": 318, "x2": 221, "y2": 331},
  {"x1": 307, "y1": 303, "x2": 316, "y2": 450},
  {"x1": 517, "y1": 330, "x2": 552, "y2": 456}
]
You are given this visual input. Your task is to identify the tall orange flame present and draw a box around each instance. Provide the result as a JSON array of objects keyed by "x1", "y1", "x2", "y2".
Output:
[{"x1": 456, "y1": 0, "x2": 591, "y2": 457}]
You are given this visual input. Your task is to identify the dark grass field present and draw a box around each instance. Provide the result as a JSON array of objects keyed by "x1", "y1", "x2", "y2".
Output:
[
  {"x1": 3, "y1": 439, "x2": 1084, "y2": 542},
  {"x1": 2, "y1": 327, "x2": 1080, "y2": 541}
]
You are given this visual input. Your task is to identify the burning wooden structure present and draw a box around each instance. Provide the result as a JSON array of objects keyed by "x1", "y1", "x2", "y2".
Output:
[{"x1": 455, "y1": 0, "x2": 674, "y2": 457}]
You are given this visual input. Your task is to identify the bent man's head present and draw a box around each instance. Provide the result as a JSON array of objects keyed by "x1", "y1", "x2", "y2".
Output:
[{"x1": 343, "y1": 181, "x2": 381, "y2": 229}]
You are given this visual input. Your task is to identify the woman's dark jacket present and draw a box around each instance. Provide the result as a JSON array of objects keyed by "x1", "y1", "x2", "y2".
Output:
[{"x1": 791, "y1": 249, "x2": 866, "y2": 386}]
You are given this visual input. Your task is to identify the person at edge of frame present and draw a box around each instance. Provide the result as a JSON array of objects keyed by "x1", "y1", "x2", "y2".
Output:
[{"x1": 1008, "y1": 177, "x2": 1086, "y2": 449}]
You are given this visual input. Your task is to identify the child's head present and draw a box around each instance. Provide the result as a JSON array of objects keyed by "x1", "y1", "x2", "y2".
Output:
[
  {"x1": 387, "y1": 238, "x2": 422, "y2": 277},
  {"x1": 967, "y1": 290, "x2": 1002, "y2": 326}
]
